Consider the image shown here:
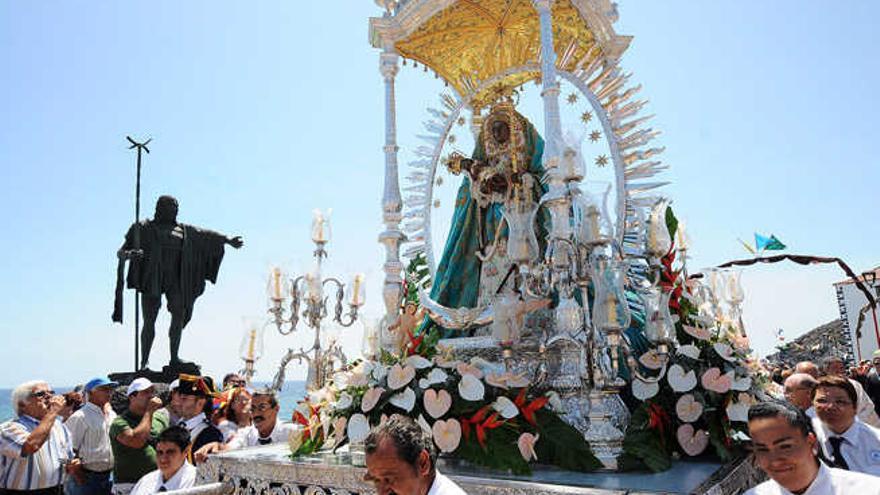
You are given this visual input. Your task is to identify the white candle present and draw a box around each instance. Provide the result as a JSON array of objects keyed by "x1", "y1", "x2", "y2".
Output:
[
  {"x1": 351, "y1": 273, "x2": 365, "y2": 306},
  {"x1": 272, "y1": 267, "x2": 282, "y2": 300}
]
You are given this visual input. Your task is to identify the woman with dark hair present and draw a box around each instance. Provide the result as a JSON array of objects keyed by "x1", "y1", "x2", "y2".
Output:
[{"x1": 745, "y1": 400, "x2": 879, "y2": 494}]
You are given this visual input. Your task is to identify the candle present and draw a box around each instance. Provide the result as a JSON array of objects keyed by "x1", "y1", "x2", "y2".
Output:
[
  {"x1": 588, "y1": 206, "x2": 601, "y2": 241},
  {"x1": 246, "y1": 329, "x2": 256, "y2": 361},
  {"x1": 311, "y1": 209, "x2": 332, "y2": 244},
  {"x1": 272, "y1": 267, "x2": 282, "y2": 300},
  {"x1": 351, "y1": 273, "x2": 365, "y2": 306},
  {"x1": 607, "y1": 297, "x2": 617, "y2": 326}
]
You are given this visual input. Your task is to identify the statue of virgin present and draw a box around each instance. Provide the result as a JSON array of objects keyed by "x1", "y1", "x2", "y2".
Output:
[{"x1": 424, "y1": 101, "x2": 549, "y2": 338}]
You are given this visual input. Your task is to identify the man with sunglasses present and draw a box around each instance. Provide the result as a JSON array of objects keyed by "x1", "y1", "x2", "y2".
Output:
[{"x1": 0, "y1": 380, "x2": 74, "y2": 494}]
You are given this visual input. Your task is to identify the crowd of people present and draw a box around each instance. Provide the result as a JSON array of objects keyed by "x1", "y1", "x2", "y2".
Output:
[
  {"x1": 0, "y1": 372, "x2": 306, "y2": 495},
  {"x1": 745, "y1": 352, "x2": 880, "y2": 493},
  {"x1": 10, "y1": 354, "x2": 880, "y2": 494}
]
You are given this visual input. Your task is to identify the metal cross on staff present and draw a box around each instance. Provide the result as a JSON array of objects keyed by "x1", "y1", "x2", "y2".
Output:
[{"x1": 126, "y1": 135, "x2": 151, "y2": 372}]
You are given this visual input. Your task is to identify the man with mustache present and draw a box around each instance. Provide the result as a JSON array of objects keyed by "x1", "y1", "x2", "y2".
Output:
[{"x1": 193, "y1": 389, "x2": 293, "y2": 461}]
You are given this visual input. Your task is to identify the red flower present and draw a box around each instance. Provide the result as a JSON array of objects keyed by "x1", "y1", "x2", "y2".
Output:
[
  {"x1": 647, "y1": 402, "x2": 670, "y2": 445},
  {"x1": 405, "y1": 328, "x2": 425, "y2": 356},
  {"x1": 520, "y1": 396, "x2": 549, "y2": 426},
  {"x1": 461, "y1": 406, "x2": 492, "y2": 442}
]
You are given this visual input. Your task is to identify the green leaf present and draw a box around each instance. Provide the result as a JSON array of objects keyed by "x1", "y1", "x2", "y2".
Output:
[
  {"x1": 455, "y1": 428, "x2": 532, "y2": 475},
  {"x1": 534, "y1": 410, "x2": 602, "y2": 472},
  {"x1": 665, "y1": 205, "x2": 679, "y2": 240}
]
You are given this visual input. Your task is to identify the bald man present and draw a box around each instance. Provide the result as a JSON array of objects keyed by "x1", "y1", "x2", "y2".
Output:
[
  {"x1": 795, "y1": 361, "x2": 820, "y2": 379},
  {"x1": 784, "y1": 373, "x2": 818, "y2": 413}
]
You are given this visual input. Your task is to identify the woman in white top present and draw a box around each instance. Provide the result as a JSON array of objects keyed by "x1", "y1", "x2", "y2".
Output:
[
  {"x1": 745, "y1": 400, "x2": 880, "y2": 495},
  {"x1": 212, "y1": 387, "x2": 252, "y2": 443}
]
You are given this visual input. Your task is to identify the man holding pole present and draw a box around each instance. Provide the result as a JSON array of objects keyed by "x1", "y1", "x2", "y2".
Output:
[{"x1": 112, "y1": 195, "x2": 242, "y2": 370}]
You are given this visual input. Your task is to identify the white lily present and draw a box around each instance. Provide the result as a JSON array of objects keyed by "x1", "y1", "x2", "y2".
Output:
[
  {"x1": 517, "y1": 432, "x2": 539, "y2": 462},
  {"x1": 432, "y1": 419, "x2": 462, "y2": 453},
  {"x1": 335, "y1": 392, "x2": 353, "y2": 410},
  {"x1": 389, "y1": 387, "x2": 416, "y2": 412},
  {"x1": 361, "y1": 387, "x2": 384, "y2": 413},
  {"x1": 458, "y1": 374, "x2": 485, "y2": 401},
  {"x1": 419, "y1": 368, "x2": 449, "y2": 389},
  {"x1": 492, "y1": 396, "x2": 519, "y2": 419},
  {"x1": 347, "y1": 414, "x2": 370, "y2": 443},
  {"x1": 423, "y1": 389, "x2": 452, "y2": 419},
  {"x1": 406, "y1": 355, "x2": 433, "y2": 369},
  {"x1": 387, "y1": 363, "x2": 416, "y2": 390}
]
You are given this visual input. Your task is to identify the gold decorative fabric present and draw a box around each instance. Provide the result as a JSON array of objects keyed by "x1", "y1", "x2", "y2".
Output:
[{"x1": 395, "y1": 0, "x2": 598, "y2": 109}]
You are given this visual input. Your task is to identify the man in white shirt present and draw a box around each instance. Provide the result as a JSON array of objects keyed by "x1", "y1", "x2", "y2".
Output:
[
  {"x1": 745, "y1": 400, "x2": 880, "y2": 495},
  {"x1": 65, "y1": 377, "x2": 118, "y2": 495},
  {"x1": 811, "y1": 375, "x2": 880, "y2": 476},
  {"x1": 130, "y1": 426, "x2": 197, "y2": 495},
  {"x1": 193, "y1": 389, "x2": 293, "y2": 461},
  {"x1": 364, "y1": 416, "x2": 466, "y2": 495},
  {"x1": 822, "y1": 356, "x2": 880, "y2": 427}
]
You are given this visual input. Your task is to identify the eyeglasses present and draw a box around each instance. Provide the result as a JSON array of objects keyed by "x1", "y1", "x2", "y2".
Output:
[
  {"x1": 814, "y1": 397, "x2": 853, "y2": 408},
  {"x1": 252, "y1": 403, "x2": 275, "y2": 412},
  {"x1": 30, "y1": 390, "x2": 55, "y2": 399}
]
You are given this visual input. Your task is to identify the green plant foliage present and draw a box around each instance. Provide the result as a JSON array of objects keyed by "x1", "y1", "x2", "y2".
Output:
[
  {"x1": 533, "y1": 409, "x2": 603, "y2": 472},
  {"x1": 620, "y1": 404, "x2": 672, "y2": 472}
]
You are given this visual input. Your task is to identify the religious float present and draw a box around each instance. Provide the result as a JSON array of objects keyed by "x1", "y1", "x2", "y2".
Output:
[{"x1": 193, "y1": 1, "x2": 770, "y2": 493}]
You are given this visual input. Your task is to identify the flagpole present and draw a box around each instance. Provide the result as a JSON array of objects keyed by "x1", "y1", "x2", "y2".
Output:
[{"x1": 126, "y1": 136, "x2": 151, "y2": 371}]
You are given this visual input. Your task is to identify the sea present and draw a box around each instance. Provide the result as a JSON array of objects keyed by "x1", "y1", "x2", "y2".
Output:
[{"x1": 0, "y1": 381, "x2": 307, "y2": 422}]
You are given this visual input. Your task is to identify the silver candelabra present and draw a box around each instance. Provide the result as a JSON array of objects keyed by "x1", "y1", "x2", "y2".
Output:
[{"x1": 269, "y1": 210, "x2": 365, "y2": 392}]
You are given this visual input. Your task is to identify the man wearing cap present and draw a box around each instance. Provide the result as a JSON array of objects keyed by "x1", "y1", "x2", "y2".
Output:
[
  {"x1": 64, "y1": 378, "x2": 118, "y2": 495},
  {"x1": 109, "y1": 378, "x2": 167, "y2": 495},
  {"x1": 174, "y1": 376, "x2": 223, "y2": 459}
]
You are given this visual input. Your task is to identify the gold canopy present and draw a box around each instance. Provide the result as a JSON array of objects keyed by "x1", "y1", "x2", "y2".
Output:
[{"x1": 393, "y1": 0, "x2": 601, "y2": 109}]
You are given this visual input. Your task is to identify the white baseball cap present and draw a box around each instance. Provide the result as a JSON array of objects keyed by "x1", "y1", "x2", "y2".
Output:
[{"x1": 127, "y1": 377, "x2": 154, "y2": 396}]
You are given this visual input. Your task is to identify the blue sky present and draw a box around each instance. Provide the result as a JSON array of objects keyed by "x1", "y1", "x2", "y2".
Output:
[{"x1": 1, "y1": 1, "x2": 878, "y2": 387}]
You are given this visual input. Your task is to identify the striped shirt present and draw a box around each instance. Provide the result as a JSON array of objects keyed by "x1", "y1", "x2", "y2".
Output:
[{"x1": 0, "y1": 415, "x2": 74, "y2": 490}]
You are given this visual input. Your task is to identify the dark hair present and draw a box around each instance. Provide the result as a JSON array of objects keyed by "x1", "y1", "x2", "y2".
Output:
[
  {"x1": 252, "y1": 388, "x2": 278, "y2": 408},
  {"x1": 748, "y1": 400, "x2": 814, "y2": 437},
  {"x1": 157, "y1": 425, "x2": 191, "y2": 451},
  {"x1": 814, "y1": 375, "x2": 858, "y2": 407},
  {"x1": 365, "y1": 416, "x2": 436, "y2": 471},
  {"x1": 223, "y1": 373, "x2": 243, "y2": 388}
]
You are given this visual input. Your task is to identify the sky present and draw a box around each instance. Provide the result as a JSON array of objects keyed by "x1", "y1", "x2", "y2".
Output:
[{"x1": 1, "y1": 1, "x2": 878, "y2": 388}]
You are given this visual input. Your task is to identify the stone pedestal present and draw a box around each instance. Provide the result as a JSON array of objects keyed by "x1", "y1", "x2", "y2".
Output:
[{"x1": 108, "y1": 361, "x2": 201, "y2": 386}]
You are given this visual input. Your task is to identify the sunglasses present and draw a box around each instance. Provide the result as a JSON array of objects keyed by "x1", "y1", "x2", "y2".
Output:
[{"x1": 30, "y1": 390, "x2": 55, "y2": 400}]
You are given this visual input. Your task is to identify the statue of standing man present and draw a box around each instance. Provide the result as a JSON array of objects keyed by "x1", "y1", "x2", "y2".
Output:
[{"x1": 112, "y1": 195, "x2": 243, "y2": 370}]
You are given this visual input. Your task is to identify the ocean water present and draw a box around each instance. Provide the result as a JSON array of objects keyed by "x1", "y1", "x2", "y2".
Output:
[{"x1": 0, "y1": 381, "x2": 307, "y2": 423}]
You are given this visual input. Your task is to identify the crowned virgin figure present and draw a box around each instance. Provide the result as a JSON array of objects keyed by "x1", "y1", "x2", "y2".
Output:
[{"x1": 424, "y1": 101, "x2": 550, "y2": 338}]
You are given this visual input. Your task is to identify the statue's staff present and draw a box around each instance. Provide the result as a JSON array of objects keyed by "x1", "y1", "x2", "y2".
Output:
[{"x1": 114, "y1": 136, "x2": 151, "y2": 371}]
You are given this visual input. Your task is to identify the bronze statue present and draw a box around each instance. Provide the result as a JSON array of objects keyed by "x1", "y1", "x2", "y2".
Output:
[{"x1": 112, "y1": 195, "x2": 243, "y2": 370}]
